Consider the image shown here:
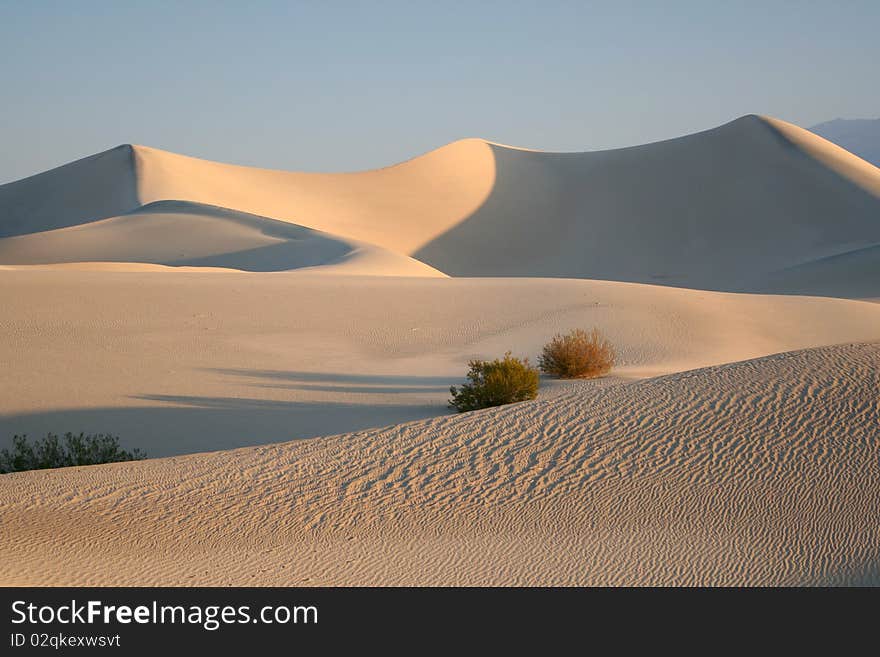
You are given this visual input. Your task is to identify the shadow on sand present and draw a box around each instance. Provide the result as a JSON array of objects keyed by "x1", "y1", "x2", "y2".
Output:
[
  {"x1": 207, "y1": 368, "x2": 457, "y2": 394},
  {"x1": 0, "y1": 394, "x2": 451, "y2": 459}
]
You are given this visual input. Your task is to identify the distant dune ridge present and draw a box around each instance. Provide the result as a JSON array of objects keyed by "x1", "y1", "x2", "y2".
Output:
[
  {"x1": 1, "y1": 115, "x2": 879, "y2": 586},
  {"x1": 1, "y1": 114, "x2": 878, "y2": 294}
]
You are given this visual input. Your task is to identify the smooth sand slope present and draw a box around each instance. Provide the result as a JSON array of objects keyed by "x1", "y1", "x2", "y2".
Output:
[
  {"x1": 1, "y1": 114, "x2": 878, "y2": 293},
  {"x1": 2, "y1": 342, "x2": 877, "y2": 586},
  {"x1": 2, "y1": 272, "x2": 879, "y2": 457}
]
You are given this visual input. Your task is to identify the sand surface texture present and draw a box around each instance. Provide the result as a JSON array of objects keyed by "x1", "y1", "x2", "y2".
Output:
[
  {"x1": 2, "y1": 343, "x2": 877, "y2": 585},
  {"x1": 1, "y1": 114, "x2": 878, "y2": 585}
]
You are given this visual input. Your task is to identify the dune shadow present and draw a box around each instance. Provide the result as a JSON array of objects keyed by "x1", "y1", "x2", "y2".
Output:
[
  {"x1": 0, "y1": 145, "x2": 139, "y2": 238},
  {"x1": 413, "y1": 128, "x2": 880, "y2": 298},
  {"x1": 207, "y1": 367, "x2": 457, "y2": 394},
  {"x1": 0, "y1": 198, "x2": 360, "y2": 272},
  {"x1": 0, "y1": 395, "x2": 450, "y2": 459},
  {"x1": 819, "y1": 550, "x2": 880, "y2": 586},
  {"x1": 249, "y1": 383, "x2": 450, "y2": 394},
  {"x1": 171, "y1": 239, "x2": 351, "y2": 272}
]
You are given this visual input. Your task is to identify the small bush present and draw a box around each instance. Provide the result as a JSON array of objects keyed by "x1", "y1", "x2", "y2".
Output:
[
  {"x1": 449, "y1": 351, "x2": 540, "y2": 412},
  {"x1": 539, "y1": 328, "x2": 615, "y2": 379},
  {"x1": 0, "y1": 433, "x2": 145, "y2": 474}
]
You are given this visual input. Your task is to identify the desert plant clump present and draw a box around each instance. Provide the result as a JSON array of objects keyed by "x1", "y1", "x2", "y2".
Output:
[
  {"x1": 539, "y1": 328, "x2": 615, "y2": 379},
  {"x1": 449, "y1": 351, "x2": 540, "y2": 412},
  {"x1": 0, "y1": 433, "x2": 146, "y2": 474}
]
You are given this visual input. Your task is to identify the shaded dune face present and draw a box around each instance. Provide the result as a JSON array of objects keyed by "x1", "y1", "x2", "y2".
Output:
[
  {"x1": 415, "y1": 116, "x2": 880, "y2": 294},
  {"x1": 0, "y1": 201, "x2": 350, "y2": 271},
  {"x1": 760, "y1": 244, "x2": 880, "y2": 300},
  {"x1": 0, "y1": 114, "x2": 877, "y2": 291},
  {"x1": 0, "y1": 145, "x2": 139, "y2": 237},
  {"x1": 0, "y1": 200, "x2": 445, "y2": 275}
]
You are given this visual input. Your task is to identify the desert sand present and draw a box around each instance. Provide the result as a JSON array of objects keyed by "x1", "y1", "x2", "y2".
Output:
[
  {"x1": 2, "y1": 342, "x2": 878, "y2": 585},
  {"x1": 1, "y1": 115, "x2": 878, "y2": 585},
  {"x1": 811, "y1": 117, "x2": 880, "y2": 168}
]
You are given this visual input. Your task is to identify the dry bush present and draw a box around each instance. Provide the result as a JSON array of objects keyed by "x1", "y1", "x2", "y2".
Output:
[
  {"x1": 539, "y1": 328, "x2": 615, "y2": 379},
  {"x1": 449, "y1": 351, "x2": 540, "y2": 412}
]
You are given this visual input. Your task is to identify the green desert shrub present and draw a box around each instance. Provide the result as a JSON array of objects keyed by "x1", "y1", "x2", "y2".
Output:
[
  {"x1": 449, "y1": 351, "x2": 540, "y2": 412},
  {"x1": 539, "y1": 328, "x2": 616, "y2": 379},
  {"x1": 0, "y1": 432, "x2": 145, "y2": 474}
]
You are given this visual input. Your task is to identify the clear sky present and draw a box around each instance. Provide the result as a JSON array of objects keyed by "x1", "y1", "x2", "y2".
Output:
[{"x1": 1, "y1": 0, "x2": 878, "y2": 183}]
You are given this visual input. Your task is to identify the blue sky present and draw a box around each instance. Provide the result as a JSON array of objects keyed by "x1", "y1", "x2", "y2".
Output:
[{"x1": 1, "y1": 0, "x2": 877, "y2": 182}]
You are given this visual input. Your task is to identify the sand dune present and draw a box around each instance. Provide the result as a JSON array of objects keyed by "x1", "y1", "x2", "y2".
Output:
[
  {"x1": 2, "y1": 342, "x2": 877, "y2": 586},
  {"x1": 1, "y1": 115, "x2": 878, "y2": 292},
  {"x1": 1, "y1": 272, "x2": 878, "y2": 457},
  {"x1": 417, "y1": 116, "x2": 880, "y2": 292},
  {"x1": 811, "y1": 117, "x2": 880, "y2": 168},
  {"x1": 2, "y1": 114, "x2": 879, "y2": 586},
  {"x1": 0, "y1": 139, "x2": 496, "y2": 258},
  {"x1": 0, "y1": 145, "x2": 138, "y2": 238},
  {"x1": 762, "y1": 243, "x2": 880, "y2": 301},
  {"x1": 0, "y1": 200, "x2": 444, "y2": 276}
]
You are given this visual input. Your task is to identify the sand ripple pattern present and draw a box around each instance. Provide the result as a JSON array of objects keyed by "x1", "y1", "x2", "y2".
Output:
[{"x1": 1, "y1": 342, "x2": 878, "y2": 585}]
